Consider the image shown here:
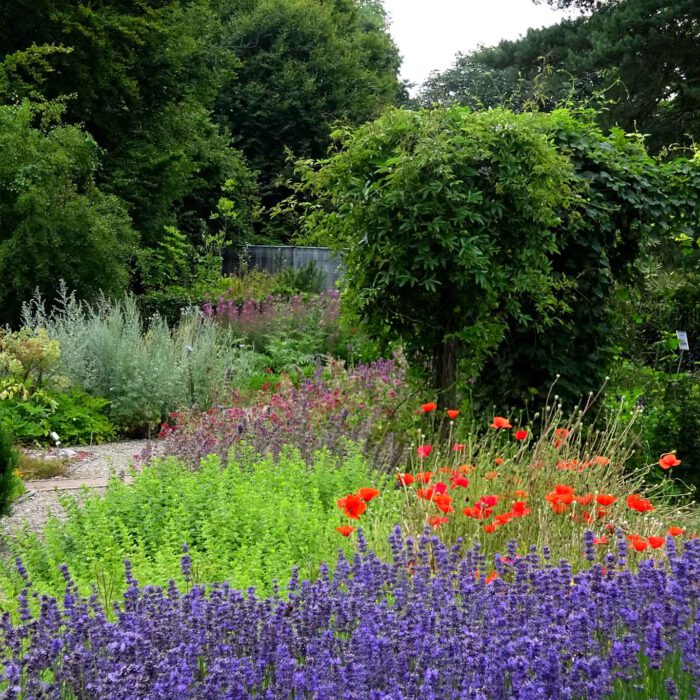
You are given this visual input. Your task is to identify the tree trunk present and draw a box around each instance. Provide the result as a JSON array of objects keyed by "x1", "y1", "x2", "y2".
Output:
[{"x1": 435, "y1": 337, "x2": 458, "y2": 409}]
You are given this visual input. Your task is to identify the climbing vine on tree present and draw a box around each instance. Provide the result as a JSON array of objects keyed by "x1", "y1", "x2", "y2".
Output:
[{"x1": 296, "y1": 107, "x2": 574, "y2": 406}]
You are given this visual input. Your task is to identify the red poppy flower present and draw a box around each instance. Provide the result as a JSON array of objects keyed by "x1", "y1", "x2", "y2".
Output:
[
  {"x1": 551, "y1": 502, "x2": 569, "y2": 515},
  {"x1": 337, "y1": 494, "x2": 367, "y2": 520},
  {"x1": 428, "y1": 515, "x2": 449, "y2": 529},
  {"x1": 417, "y1": 445, "x2": 433, "y2": 459},
  {"x1": 417, "y1": 484, "x2": 445, "y2": 501},
  {"x1": 434, "y1": 493, "x2": 454, "y2": 514},
  {"x1": 450, "y1": 475, "x2": 470, "y2": 489},
  {"x1": 553, "y1": 427, "x2": 570, "y2": 449},
  {"x1": 595, "y1": 494, "x2": 616, "y2": 506},
  {"x1": 415, "y1": 471, "x2": 434, "y2": 484},
  {"x1": 464, "y1": 505, "x2": 492, "y2": 519},
  {"x1": 554, "y1": 484, "x2": 575, "y2": 496},
  {"x1": 357, "y1": 487, "x2": 380, "y2": 503},
  {"x1": 495, "y1": 512, "x2": 513, "y2": 525},
  {"x1": 494, "y1": 457, "x2": 504, "y2": 466},
  {"x1": 514, "y1": 489, "x2": 528, "y2": 498},
  {"x1": 647, "y1": 536, "x2": 665, "y2": 549},
  {"x1": 336, "y1": 525, "x2": 354, "y2": 537},
  {"x1": 458, "y1": 463, "x2": 474, "y2": 473},
  {"x1": 514, "y1": 430, "x2": 528, "y2": 441},
  {"x1": 485, "y1": 571, "x2": 499, "y2": 584},
  {"x1": 574, "y1": 510, "x2": 594, "y2": 525},
  {"x1": 490, "y1": 416, "x2": 512, "y2": 429},
  {"x1": 397, "y1": 473, "x2": 415, "y2": 487},
  {"x1": 631, "y1": 538, "x2": 648, "y2": 552},
  {"x1": 626, "y1": 494, "x2": 654, "y2": 513},
  {"x1": 446, "y1": 409, "x2": 460, "y2": 420},
  {"x1": 421, "y1": 402, "x2": 437, "y2": 413},
  {"x1": 595, "y1": 508, "x2": 609, "y2": 519},
  {"x1": 512, "y1": 501, "x2": 530, "y2": 517},
  {"x1": 593, "y1": 536, "x2": 608, "y2": 545},
  {"x1": 452, "y1": 443, "x2": 466, "y2": 452},
  {"x1": 575, "y1": 494, "x2": 594, "y2": 506},
  {"x1": 594, "y1": 456, "x2": 610, "y2": 466},
  {"x1": 668, "y1": 526, "x2": 684, "y2": 537},
  {"x1": 658, "y1": 453, "x2": 681, "y2": 470},
  {"x1": 483, "y1": 524, "x2": 498, "y2": 534}
]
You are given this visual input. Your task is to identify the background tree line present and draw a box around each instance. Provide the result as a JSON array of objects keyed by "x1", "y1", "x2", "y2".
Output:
[{"x1": 0, "y1": 0, "x2": 403, "y2": 325}]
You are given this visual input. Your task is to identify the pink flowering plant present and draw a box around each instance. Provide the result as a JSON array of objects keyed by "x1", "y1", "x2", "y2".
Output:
[{"x1": 154, "y1": 357, "x2": 409, "y2": 467}]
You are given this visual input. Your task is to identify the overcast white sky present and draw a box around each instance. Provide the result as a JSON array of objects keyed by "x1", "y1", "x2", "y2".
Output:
[{"x1": 381, "y1": 0, "x2": 573, "y2": 88}]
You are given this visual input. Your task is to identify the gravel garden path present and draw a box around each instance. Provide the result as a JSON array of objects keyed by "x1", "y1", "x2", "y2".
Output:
[{"x1": 1, "y1": 440, "x2": 161, "y2": 537}]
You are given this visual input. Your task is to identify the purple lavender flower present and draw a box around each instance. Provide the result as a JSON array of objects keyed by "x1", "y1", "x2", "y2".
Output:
[{"x1": 1, "y1": 536, "x2": 699, "y2": 699}]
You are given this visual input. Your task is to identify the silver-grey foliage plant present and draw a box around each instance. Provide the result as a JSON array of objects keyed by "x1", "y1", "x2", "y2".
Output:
[{"x1": 21, "y1": 284, "x2": 269, "y2": 432}]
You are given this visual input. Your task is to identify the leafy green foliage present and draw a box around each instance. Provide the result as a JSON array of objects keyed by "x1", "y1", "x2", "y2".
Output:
[
  {"x1": 296, "y1": 106, "x2": 575, "y2": 405},
  {"x1": 0, "y1": 447, "x2": 396, "y2": 606},
  {"x1": 607, "y1": 362, "x2": 700, "y2": 498},
  {"x1": 0, "y1": 389, "x2": 115, "y2": 446},
  {"x1": 0, "y1": 102, "x2": 136, "y2": 326},
  {"x1": 0, "y1": 1, "x2": 254, "y2": 251},
  {"x1": 440, "y1": 0, "x2": 700, "y2": 154},
  {"x1": 478, "y1": 111, "x2": 667, "y2": 407},
  {"x1": 0, "y1": 423, "x2": 21, "y2": 517},
  {"x1": 215, "y1": 0, "x2": 403, "y2": 238},
  {"x1": 610, "y1": 267, "x2": 700, "y2": 371}
]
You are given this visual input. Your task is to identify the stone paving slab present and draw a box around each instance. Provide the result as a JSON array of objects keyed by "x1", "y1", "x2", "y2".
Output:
[
  {"x1": 2, "y1": 440, "x2": 156, "y2": 536},
  {"x1": 27, "y1": 476, "x2": 134, "y2": 492}
]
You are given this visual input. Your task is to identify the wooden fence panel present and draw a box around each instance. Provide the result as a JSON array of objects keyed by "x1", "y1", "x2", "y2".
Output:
[{"x1": 240, "y1": 245, "x2": 344, "y2": 290}]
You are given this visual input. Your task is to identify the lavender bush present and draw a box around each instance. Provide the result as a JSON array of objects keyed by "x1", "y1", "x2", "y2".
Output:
[
  {"x1": 2, "y1": 530, "x2": 698, "y2": 699},
  {"x1": 157, "y1": 357, "x2": 408, "y2": 468}
]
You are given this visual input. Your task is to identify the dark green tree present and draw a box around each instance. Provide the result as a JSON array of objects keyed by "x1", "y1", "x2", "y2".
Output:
[
  {"x1": 215, "y1": 0, "x2": 403, "y2": 239},
  {"x1": 422, "y1": 0, "x2": 700, "y2": 154},
  {"x1": 296, "y1": 107, "x2": 575, "y2": 406},
  {"x1": 473, "y1": 0, "x2": 700, "y2": 152},
  {"x1": 0, "y1": 1, "x2": 257, "y2": 248},
  {"x1": 0, "y1": 102, "x2": 136, "y2": 326}
]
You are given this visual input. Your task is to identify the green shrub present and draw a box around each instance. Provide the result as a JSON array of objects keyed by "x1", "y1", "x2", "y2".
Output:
[
  {"x1": 0, "y1": 423, "x2": 21, "y2": 517},
  {"x1": 0, "y1": 388, "x2": 115, "y2": 445},
  {"x1": 21, "y1": 290, "x2": 267, "y2": 434},
  {"x1": 0, "y1": 446, "x2": 398, "y2": 607},
  {"x1": 607, "y1": 362, "x2": 700, "y2": 497},
  {"x1": 0, "y1": 102, "x2": 136, "y2": 327},
  {"x1": 637, "y1": 373, "x2": 700, "y2": 497}
]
